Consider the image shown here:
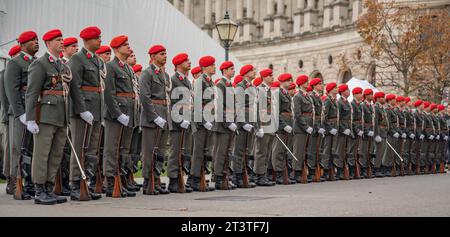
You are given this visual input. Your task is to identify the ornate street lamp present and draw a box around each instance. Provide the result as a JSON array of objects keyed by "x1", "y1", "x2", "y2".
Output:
[{"x1": 215, "y1": 11, "x2": 238, "y2": 61}]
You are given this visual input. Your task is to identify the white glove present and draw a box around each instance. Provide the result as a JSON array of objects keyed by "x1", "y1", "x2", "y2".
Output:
[
  {"x1": 318, "y1": 128, "x2": 326, "y2": 135},
  {"x1": 26, "y1": 121, "x2": 39, "y2": 134},
  {"x1": 180, "y1": 120, "x2": 190, "y2": 129},
  {"x1": 80, "y1": 111, "x2": 94, "y2": 125},
  {"x1": 154, "y1": 116, "x2": 166, "y2": 129},
  {"x1": 358, "y1": 131, "x2": 364, "y2": 137},
  {"x1": 306, "y1": 127, "x2": 313, "y2": 135},
  {"x1": 284, "y1": 125, "x2": 293, "y2": 134},
  {"x1": 243, "y1": 124, "x2": 253, "y2": 132},
  {"x1": 375, "y1": 135, "x2": 382, "y2": 143},
  {"x1": 330, "y1": 128, "x2": 338, "y2": 136},
  {"x1": 228, "y1": 123, "x2": 237, "y2": 132},
  {"x1": 429, "y1": 135, "x2": 434, "y2": 140},
  {"x1": 256, "y1": 128, "x2": 264, "y2": 138},
  {"x1": 343, "y1": 129, "x2": 351, "y2": 136},
  {"x1": 203, "y1": 122, "x2": 213, "y2": 130},
  {"x1": 401, "y1": 133, "x2": 407, "y2": 139},
  {"x1": 444, "y1": 136, "x2": 448, "y2": 141},
  {"x1": 393, "y1": 133, "x2": 400, "y2": 138},
  {"x1": 368, "y1": 131, "x2": 374, "y2": 137},
  {"x1": 19, "y1": 114, "x2": 27, "y2": 125},
  {"x1": 117, "y1": 114, "x2": 130, "y2": 126},
  {"x1": 436, "y1": 135, "x2": 440, "y2": 140},
  {"x1": 409, "y1": 133, "x2": 415, "y2": 139},
  {"x1": 419, "y1": 134, "x2": 425, "y2": 140}
]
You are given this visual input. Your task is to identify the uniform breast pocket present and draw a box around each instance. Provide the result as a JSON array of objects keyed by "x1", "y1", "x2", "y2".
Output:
[
  {"x1": 40, "y1": 95, "x2": 58, "y2": 105},
  {"x1": 85, "y1": 67, "x2": 97, "y2": 81}
]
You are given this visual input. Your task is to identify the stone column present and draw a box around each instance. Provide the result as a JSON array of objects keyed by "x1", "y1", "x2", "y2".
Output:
[
  {"x1": 202, "y1": 0, "x2": 213, "y2": 36},
  {"x1": 293, "y1": 0, "x2": 305, "y2": 34},
  {"x1": 273, "y1": 0, "x2": 287, "y2": 37},
  {"x1": 213, "y1": 0, "x2": 223, "y2": 40},
  {"x1": 323, "y1": 0, "x2": 333, "y2": 29},
  {"x1": 184, "y1": 0, "x2": 192, "y2": 18},
  {"x1": 243, "y1": 0, "x2": 256, "y2": 42},
  {"x1": 173, "y1": 0, "x2": 180, "y2": 11},
  {"x1": 263, "y1": 0, "x2": 274, "y2": 39},
  {"x1": 303, "y1": 0, "x2": 318, "y2": 33},
  {"x1": 352, "y1": 0, "x2": 362, "y2": 22},
  {"x1": 332, "y1": 0, "x2": 349, "y2": 27},
  {"x1": 236, "y1": 0, "x2": 244, "y2": 42}
]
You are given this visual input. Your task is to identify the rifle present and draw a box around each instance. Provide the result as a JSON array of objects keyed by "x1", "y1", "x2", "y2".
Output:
[
  {"x1": 354, "y1": 101, "x2": 362, "y2": 179},
  {"x1": 222, "y1": 131, "x2": 236, "y2": 190},
  {"x1": 342, "y1": 99, "x2": 350, "y2": 180},
  {"x1": 328, "y1": 97, "x2": 337, "y2": 182},
  {"x1": 177, "y1": 129, "x2": 186, "y2": 193},
  {"x1": 439, "y1": 114, "x2": 446, "y2": 173},
  {"x1": 300, "y1": 133, "x2": 310, "y2": 184},
  {"x1": 14, "y1": 127, "x2": 31, "y2": 200},
  {"x1": 366, "y1": 103, "x2": 375, "y2": 178},
  {"x1": 112, "y1": 125, "x2": 125, "y2": 198},
  {"x1": 282, "y1": 134, "x2": 290, "y2": 185},
  {"x1": 242, "y1": 131, "x2": 251, "y2": 188},
  {"x1": 145, "y1": 127, "x2": 161, "y2": 195},
  {"x1": 94, "y1": 126, "x2": 104, "y2": 193}
]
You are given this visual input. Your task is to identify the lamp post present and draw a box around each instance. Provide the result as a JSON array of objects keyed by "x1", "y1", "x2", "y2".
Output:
[{"x1": 215, "y1": 11, "x2": 238, "y2": 61}]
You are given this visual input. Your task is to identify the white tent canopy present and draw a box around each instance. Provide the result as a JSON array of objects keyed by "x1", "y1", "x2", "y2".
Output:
[
  {"x1": 346, "y1": 77, "x2": 379, "y2": 101},
  {"x1": 0, "y1": 0, "x2": 241, "y2": 73}
]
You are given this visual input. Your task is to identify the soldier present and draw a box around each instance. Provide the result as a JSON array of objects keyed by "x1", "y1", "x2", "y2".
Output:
[
  {"x1": 271, "y1": 73, "x2": 295, "y2": 185},
  {"x1": 394, "y1": 96, "x2": 407, "y2": 175},
  {"x1": 190, "y1": 56, "x2": 217, "y2": 191},
  {"x1": 4, "y1": 31, "x2": 39, "y2": 199},
  {"x1": 166, "y1": 53, "x2": 194, "y2": 193},
  {"x1": 25, "y1": 29, "x2": 69, "y2": 205},
  {"x1": 420, "y1": 101, "x2": 433, "y2": 174},
  {"x1": 133, "y1": 64, "x2": 143, "y2": 78},
  {"x1": 102, "y1": 35, "x2": 138, "y2": 197},
  {"x1": 190, "y1": 66, "x2": 202, "y2": 83},
  {"x1": 253, "y1": 69, "x2": 276, "y2": 186},
  {"x1": 412, "y1": 100, "x2": 425, "y2": 175},
  {"x1": 429, "y1": 104, "x2": 439, "y2": 173},
  {"x1": 383, "y1": 94, "x2": 400, "y2": 177},
  {"x1": 139, "y1": 45, "x2": 171, "y2": 195},
  {"x1": 360, "y1": 89, "x2": 375, "y2": 178},
  {"x1": 232, "y1": 65, "x2": 258, "y2": 188},
  {"x1": 292, "y1": 75, "x2": 314, "y2": 183},
  {"x1": 350, "y1": 87, "x2": 365, "y2": 179},
  {"x1": 437, "y1": 104, "x2": 448, "y2": 173},
  {"x1": 68, "y1": 26, "x2": 103, "y2": 201},
  {"x1": 335, "y1": 84, "x2": 353, "y2": 180},
  {"x1": 61, "y1": 37, "x2": 78, "y2": 63},
  {"x1": 309, "y1": 78, "x2": 325, "y2": 182},
  {"x1": 402, "y1": 97, "x2": 416, "y2": 175},
  {"x1": 252, "y1": 77, "x2": 262, "y2": 87},
  {"x1": 95, "y1": 45, "x2": 112, "y2": 63},
  {"x1": 321, "y1": 83, "x2": 339, "y2": 181},
  {"x1": 373, "y1": 92, "x2": 387, "y2": 177}
]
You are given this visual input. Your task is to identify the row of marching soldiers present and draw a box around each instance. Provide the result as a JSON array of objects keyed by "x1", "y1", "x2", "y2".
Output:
[{"x1": 1, "y1": 26, "x2": 449, "y2": 206}]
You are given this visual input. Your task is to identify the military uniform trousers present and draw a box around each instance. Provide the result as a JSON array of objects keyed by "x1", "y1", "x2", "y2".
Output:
[
  {"x1": 402, "y1": 139, "x2": 413, "y2": 166},
  {"x1": 129, "y1": 126, "x2": 142, "y2": 164},
  {"x1": 254, "y1": 134, "x2": 274, "y2": 175},
  {"x1": 8, "y1": 116, "x2": 27, "y2": 178},
  {"x1": 168, "y1": 129, "x2": 192, "y2": 179},
  {"x1": 31, "y1": 123, "x2": 67, "y2": 184},
  {"x1": 320, "y1": 134, "x2": 337, "y2": 170},
  {"x1": 419, "y1": 139, "x2": 431, "y2": 167},
  {"x1": 213, "y1": 131, "x2": 233, "y2": 177},
  {"x1": 374, "y1": 132, "x2": 387, "y2": 169},
  {"x1": 292, "y1": 133, "x2": 309, "y2": 171},
  {"x1": 141, "y1": 126, "x2": 170, "y2": 179},
  {"x1": 436, "y1": 140, "x2": 446, "y2": 163},
  {"x1": 395, "y1": 138, "x2": 407, "y2": 166},
  {"x1": 191, "y1": 128, "x2": 212, "y2": 178},
  {"x1": 1, "y1": 122, "x2": 9, "y2": 177},
  {"x1": 334, "y1": 135, "x2": 355, "y2": 168},
  {"x1": 382, "y1": 136, "x2": 397, "y2": 168},
  {"x1": 307, "y1": 134, "x2": 321, "y2": 169},
  {"x1": 346, "y1": 137, "x2": 358, "y2": 167},
  {"x1": 271, "y1": 132, "x2": 292, "y2": 172},
  {"x1": 359, "y1": 137, "x2": 374, "y2": 168},
  {"x1": 69, "y1": 118, "x2": 102, "y2": 182},
  {"x1": 102, "y1": 119, "x2": 134, "y2": 178},
  {"x1": 426, "y1": 140, "x2": 437, "y2": 166},
  {"x1": 232, "y1": 130, "x2": 254, "y2": 175}
]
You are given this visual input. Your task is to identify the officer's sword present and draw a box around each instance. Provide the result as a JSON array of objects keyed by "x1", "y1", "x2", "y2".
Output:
[
  {"x1": 275, "y1": 134, "x2": 298, "y2": 161},
  {"x1": 386, "y1": 140, "x2": 404, "y2": 162}
]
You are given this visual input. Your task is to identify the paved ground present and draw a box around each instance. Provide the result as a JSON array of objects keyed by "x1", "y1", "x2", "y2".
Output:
[{"x1": 1, "y1": 173, "x2": 449, "y2": 217}]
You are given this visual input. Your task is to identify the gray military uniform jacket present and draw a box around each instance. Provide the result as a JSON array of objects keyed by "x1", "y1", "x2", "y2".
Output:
[
  {"x1": 193, "y1": 74, "x2": 215, "y2": 129},
  {"x1": 25, "y1": 53, "x2": 67, "y2": 127},
  {"x1": 256, "y1": 83, "x2": 273, "y2": 132},
  {"x1": 104, "y1": 57, "x2": 137, "y2": 128},
  {"x1": 0, "y1": 70, "x2": 10, "y2": 124},
  {"x1": 69, "y1": 48, "x2": 104, "y2": 121},
  {"x1": 361, "y1": 101, "x2": 374, "y2": 135},
  {"x1": 170, "y1": 71, "x2": 193, "y2": 131},
  {"x1": 323, "y1": 96, "x2": 338, "y2": 135},
  {"x1": 310, "y1": 90, "x2": 323, "y2": 132},
  {"x1": 338, "y1": 97, "x2": 352, "y2": 136},
  {"x1": 351, "y1": 100, "x2": 363, "y2": 136},
  {"x1": 374, "y1": 103, "x2": 388, "y2": 138},
  {"x1": 293, "y1": 89, "x2": 314, "y2": 134},
  {"x1": 213, "y1": 77, "x2": 234, "y2": 134},
  {"x1": 385, "y1": 105, "x2": 399, "y2": 137},
  {"x1": 276, "y1": 87, "x2": 293, "y2": 133}
]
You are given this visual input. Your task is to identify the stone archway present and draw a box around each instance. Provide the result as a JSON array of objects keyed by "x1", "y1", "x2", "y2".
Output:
[
  {"x1": 309, "y1": 70, "x2": 323, "y2": 81},
  {"x1": 337, "y1": 69, "x2": 353, "y2": 84}
]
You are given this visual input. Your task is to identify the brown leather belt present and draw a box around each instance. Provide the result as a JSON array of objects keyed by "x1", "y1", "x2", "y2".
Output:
[
  {"x1": 116, "y1": 92, "x2": 136, "y2": 99},
  {"x1": 281, "y1": 112, "x2": 293, "y2": 117},
  {"x1": 21, "y1": 86, "x2": 27, "y2": 91},
  {"x1": 329, "y1": 117, "x2": 338, "y2": 122},
  {"x1": 302, "y1": 112, "x2": 313, "y2": 115},
  {"x1": 379, "y1": 125, "x2": 387, "y2": 128},
  {"x1": 42, "y1": 90, "x2": 64, "y2": 96},
  {"x1": 81, "y1": 86, "x2": 102, "y2": 93},
  {"x1": 365, "y1": 122, "x2": 373, "y2": 126},
  {"x1": 152, "y1": 99, "x2": 167, "y2": 105}
]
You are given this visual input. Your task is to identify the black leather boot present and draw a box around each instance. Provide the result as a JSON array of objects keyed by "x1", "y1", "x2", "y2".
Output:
[
  {"x1": 374, "y1": 167, "x2": 384, "y2": 178},
  {"x1": 255, "y1": 174, "x2": 274, "y2": 186},
  {"x1": 34, "y1": 183, "x2": 57, "y2": 205},
  {"x1": 155, "y1": 177, "x2": 169, "y2": 195},
  {"x1": 6, "y1": 177, "x2": 14, "y2": 195},
  {"x1": 24, "y1": 176, "x2": 35, "y2": 196},
  {"x1": 275, "y1": 171, "x2": 284, "y2": 184},
  {"x1": 307, "y1": 169, "x2": 314, "y2": 183},
  {"x1": 45, "y1": 182, "x2": 67, "y2": 204},
  {"x1": 142, "y1": 178, "x2": 159, "y2": 195}
]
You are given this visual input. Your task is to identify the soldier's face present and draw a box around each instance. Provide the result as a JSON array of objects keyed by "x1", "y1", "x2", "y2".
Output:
[
  {"x1": 193, "y1": 73, "x2": 201, "y2": 79},
  {"x1": 126, "y1": 52, "x2": 137, "y2": 66},
  {"x1": 64, "y1": 43, "x2": 79, "y2": 57},
  {"x1": 23, "y1": 38, "x2": 39, "y2": 55},
  {"x1": 47, "y1": 36, "x2": 64, "y2": 54},
  {"x1": 181, "y1": 59, "x2": 191, "y2": 71},
  {"x1": 153, "y1": 51, "x2": 167, "y2": 66},
  {"x1": 135, "y1": 71, "x2": 142, "y2": 78},
  {"x1": 247, "y1": 69, "x2": 256, "y2": 80},
  {"x1": 263, "y1": 75, "x2": 274, "y2": 85},
  {"x1": 205, "y1": 65, "x2": 216, "y2": 75},
  {"x1": 223, "y1": 66, "x2": 235, "y2": 78},
  {"x1": 118, "y1": 41, "x2": 131, "y2": 57},
  {"x1": 85, "y1": 37, "x2": 102, "y2": 51},
  {"x1": 354, "y1": 93, "x2": 363, "y2": 101},
  {"x1": 98, "y1": 52, "x2": 111, "y2": 63},
  {"x1": 315, "y1": 84, "x2": 323, "y2": 92},
  {"x1": 342, "y1": 90, "x2": 350, "y2": 98},
  {"x1": 366, "y1": 94, "x2": 373, "y2": 101},
  {"x1": 281, "y1": 80, "x2": 291, "y2": 89}
]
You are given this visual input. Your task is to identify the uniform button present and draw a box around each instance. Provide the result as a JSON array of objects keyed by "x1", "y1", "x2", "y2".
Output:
[{"x1": 48, "y1": 102, "x2": 51, "y2": 104}]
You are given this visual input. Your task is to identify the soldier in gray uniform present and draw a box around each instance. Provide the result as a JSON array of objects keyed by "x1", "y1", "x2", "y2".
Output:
[
  {"x1": 140, "y1": 45, "x2": 171, "y2": 195},
  {"x1": 292, "y1": 75, "x2": 314, "y2": 183},
  {"x1": 25, "y1": 29, "x2": 69, "y2": 205},
  {"x1": 383, "y1": 94, "x2": 400, "y2": 177},
  {"x1": 429, "y1": 104, "x2": 439, "y2": 173},
  {"x1": 412, "y1": 100, "x2": 425, "y2": 174},
  {"x1": 394, "y1": 96, "x2": 407, "y2": 175},
  {"x1": 349, "y1": 87, "x2": 365, "y2": 179},
  {"x1": 308, "y1": 78, "x2": 325, "y2": 182},
  {"x1": 402, "y1": 98, "x2": 416, "y2": 175},
  {"x1": 321, "y1": 83, "x2": 339, "y2": 181},
  {"x1": 437, "y1": 104, "x2": 449, "y2": 172},
  {"x1": 373, "y1": 92, "x2": 387, "y2": 177},
  {"x1": 68, "y1": 27, "x2": 104, "y2": 201},
  {"x1": 167, "y1": 53, "x2": 194, "y2": 193},
  {"x1": 254, "y1": 69, "x2": 276, "y2": 186},
  {"x1": 103, "y1": 35, "x2": 137, "y2": 197},
  {"x1": 4, "y1": 31, "x2": 39, "y2": 199},
  {"x1": 335, "y1": 84, "x2": 353, "y2": 179},
  {"x1": 420, "y1": 102, "x2": 434, "y2": 174},
  {"x1": 360, "y1": 89, "x2": 375, "y2": 178}
]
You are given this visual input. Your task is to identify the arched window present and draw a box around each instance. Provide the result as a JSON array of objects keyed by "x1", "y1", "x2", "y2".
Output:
[
  {"x1": 342, "y1": 70, "x2": 353, "y2": 83},
  {"x1": 310, "y1": 70, "x2": 323, "y2": 81}
]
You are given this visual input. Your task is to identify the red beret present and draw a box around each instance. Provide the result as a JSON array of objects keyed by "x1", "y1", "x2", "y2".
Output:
[
  {"x1": 364, "y1": 88, "x2": 373, "y2": 95},
  {"x1": 278, "y1": 73, "x2": 293, "y2": 82},
  {"x1": 438, "y1": 104, "x2": 445, "y2": 111},
  {"x1": 414, "y1": 100, "x2": 423, "y2": 107},
  {"x1": 233, "y1": 75, "x2": 244, "y2": 86},
  {"x1": 18, "y1": 31, "x2": 37, "y2": 43},
  {"x1": 220, "y1": 61, "x2": 234, "y2": 71},
  {"x1": 191, "y1": 66, "x2": 202, "y2": 75},
  {"x1": 352, "y1": 87, "x2": 363, "y2": 94},
  {"x1": 423, "y1": 101, "x2": 430, "y2": 108},
  {"x1": 172, "y1": 53, "x2": 189, "y2": 66},
  {"x1": 430, "y1": 103, "x2": 437, "y2": 110},
  {"x1": 240, "y1": 64, "x2": 254, "y2": 76},
  {"x1": 321, "y1": 95, "x2": 328, "y2": 101},
  {"x1": 253, "y1": 77, "x2": 262, "y2": 87},
  {"x1": 288, "y1": 82, "x2": 296, "y2": 91},
  {"x1": 260, "y1": 69, "x2": 273, "y2": 78},
  {"x1": 42, "y1": 29, "x2": 62, "y2": 41},
  {"x1": 80, "y1": 26, "x2": 101, "y2": 40},
  {"x1": 95, "y1": 45, "x2": 111, "y2": 54},
  {"x1": 309, "y1": 78, "x2": 322, "y2": 87},
  {"x1": 8, "y1": 45, "x2": 21, "y2": 57},
  {"x1": 396, "y1": 96, "x2": 405, "y2": 102},
  {"x1": 306, "y1": 85, "x2": 313, "y2": 92},
  {"x1": 296, "y1": 75, "x2": 309, "y2": 86},
  {"x1": 148, "y1": 45, "x2": 166, "y2": 55},
  {"x1": 271, "y1": 81, "x2": 280, "y2": 88},
  {"x1": 385, "y1": 94, "x2": 396, "y2": 101},
  {"x1": 374, "y1": 92, "x2": 385, "y2": 99},
  {"x1": 338, "y1": 84, "x2": 349, "y2": 93},
  {"x1": 132, "y1": 64, "x2": 143, "y2": 73},
  {"x1": 404, "y1": 97, "x2": 411, "y2": 103},
  {"x1": 63, "y1": 37, "x2": 78, "y2": 47},
  {"x1": 325, "y1": 82, "x2": 337, "y2": 93},
  {"x1": 199, "y1": 56, "x2": 215, "y2": 68},
  {"x1": 110, "y1": 35, "x2": 128, "y2": 48}
]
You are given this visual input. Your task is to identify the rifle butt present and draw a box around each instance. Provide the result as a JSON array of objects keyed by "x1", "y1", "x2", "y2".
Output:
[
  {"x1": 112, "y1": 175, "x2": 122, "y2": 198},
  {"x1": 14, "y1": 175, "x2": 24, "y2": 200},
  {"x1": 313, "y1": 166, "x2": 321, "y2": 182},
  {"x1": 343, "y1": 163, "x2": 350, "y2": 180},
  {"x1": 79, "y1": 179, "x2": 90, "y2": 201},
  {"x1": 439, "y1": 161, "x2": 445, "y2": 173},
  {"x1": 53, "y1": 169, "x2": 63, "y2": 195}
]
